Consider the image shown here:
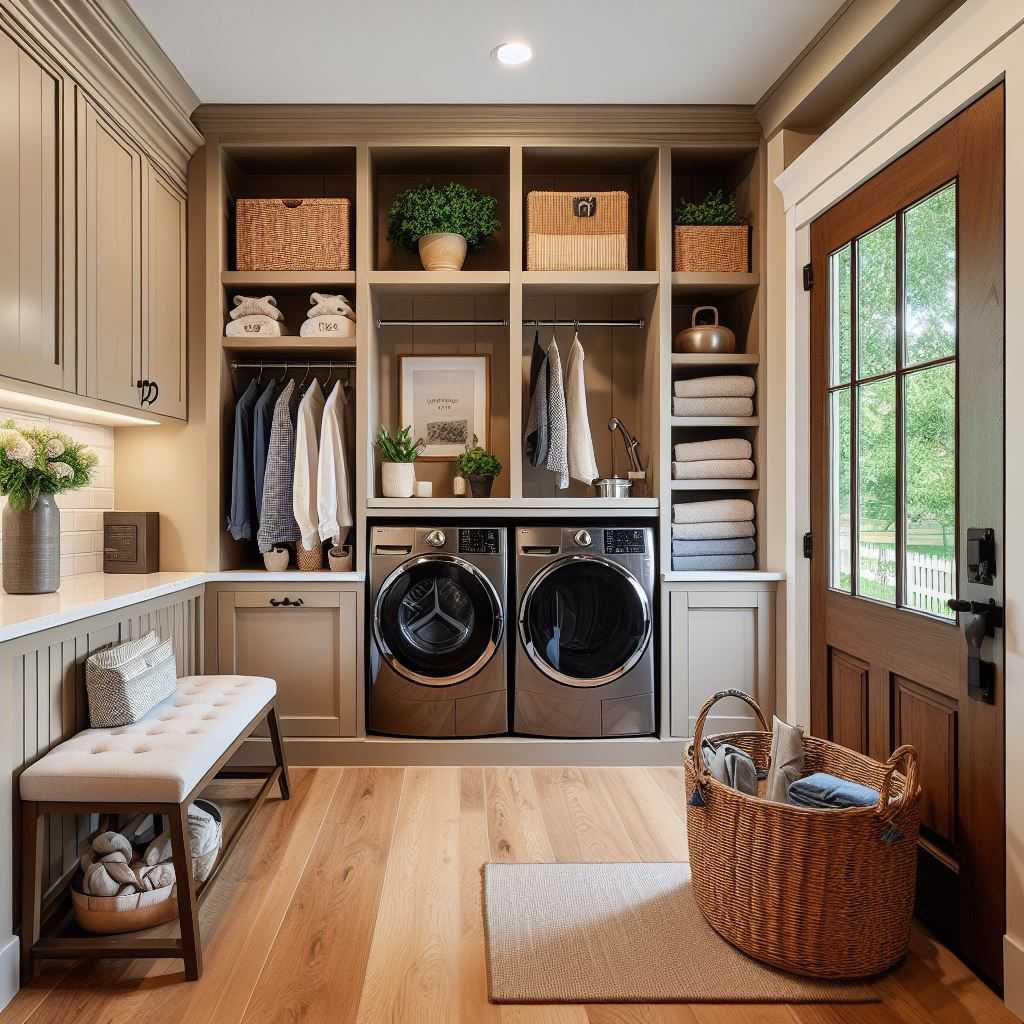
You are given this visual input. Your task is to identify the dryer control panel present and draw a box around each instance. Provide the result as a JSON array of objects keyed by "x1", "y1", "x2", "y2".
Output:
[
  {"x1": 603, "y1": 528, "x2": 647, "y2": 555},
  {"x1": 459, "y1": 527, "x2": 502, "y2": 554}
]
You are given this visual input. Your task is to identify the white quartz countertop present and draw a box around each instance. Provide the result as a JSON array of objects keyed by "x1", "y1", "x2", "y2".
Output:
[{"x1": 0, "y1": 570, "x2": 365, "y2": 643}]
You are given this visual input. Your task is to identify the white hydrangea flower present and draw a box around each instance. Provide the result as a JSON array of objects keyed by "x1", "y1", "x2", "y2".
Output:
[
  {"x1": 48, "y1": 462, "x2": 73, "y2": 480},
  {"x1": 0, "y1": 429, "x2": 35, "y2": 468},
  {"x1": 45, "y1": 437, "x2": 65, "y2": 458}
]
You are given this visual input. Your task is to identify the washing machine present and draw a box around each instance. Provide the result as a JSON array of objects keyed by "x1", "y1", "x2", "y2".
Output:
[
  {"x1": 368, "y1": 525, "x2": 508, "y2": 737},
  {"x1": 514, "y1": 525, "x2": 656, "y2": 738}
]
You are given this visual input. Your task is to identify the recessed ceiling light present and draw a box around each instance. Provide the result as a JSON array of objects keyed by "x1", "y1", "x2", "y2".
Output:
[{"x1": 492, "y1": 41, "x2": 532, "y2": 67}]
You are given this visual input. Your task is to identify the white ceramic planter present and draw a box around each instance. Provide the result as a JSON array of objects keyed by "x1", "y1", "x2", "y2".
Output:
[
  {"x1": 263, "y1": 546, "x2": 289, "y2": 571},
  {"x1": 381, "y1": 461, "x2": 416, "y2": 498},
  {"x1": 418, "y1": 232, "x2": 468, "y2": 271},
  {"x1": 328, "y1": 544, "x2": 354, "y2": 571}
]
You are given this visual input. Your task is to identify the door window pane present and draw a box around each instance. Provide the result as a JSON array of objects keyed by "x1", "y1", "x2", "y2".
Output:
[
  {"x1": 829, "y1": 388, "x2": 851, "y2": 592},
  {"x1": 857, "y1": 219, "x2": 897, "y2": 378},
  {"x1": 857, "y1": 377, "x2": 896, "y2": 604},
  {"x1": 904, "y1": 363, "x2": 956, "y2": 618},
  {"x1": 905, "y1": 184, "x2": 956, "y2": 366},
  {"x1": 830, "y1": 243, "x2": 852, "y2": 385}
]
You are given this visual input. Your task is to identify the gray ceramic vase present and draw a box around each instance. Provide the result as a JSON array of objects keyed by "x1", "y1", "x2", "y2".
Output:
[{"x1": 3, "y1": 493, "x2": 60, "y2": 594}]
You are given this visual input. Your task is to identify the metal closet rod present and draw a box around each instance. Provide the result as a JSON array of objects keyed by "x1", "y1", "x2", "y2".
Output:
[
  {"x1": 231, "y1": 360, "x2": 356, "y2": 370},
  {"x1": 374, "y1": 318, "x2": 646, "y2": 328}
]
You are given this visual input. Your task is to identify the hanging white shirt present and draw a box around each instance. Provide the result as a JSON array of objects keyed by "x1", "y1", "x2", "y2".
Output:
[
  {"x1": 292, "y1": 378, "x2": 325, "y2": 550},
  {"x1": 317, "y1": 380, "x2": 354, "y2": 544},
  {"x1": 564, "y1": 333, "x2": 599, "y2": 485}
]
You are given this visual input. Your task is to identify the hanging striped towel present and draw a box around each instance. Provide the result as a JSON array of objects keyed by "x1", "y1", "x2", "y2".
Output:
[{"x1": 544, "y1": 336, "x2": 569, "y2": 489}]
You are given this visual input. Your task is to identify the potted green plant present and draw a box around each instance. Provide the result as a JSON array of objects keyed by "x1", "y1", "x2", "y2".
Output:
[
  {"x1": 455, "y1": 444, "x2": 502, "y2": 498},
  {"x1": 0, "y1": 422, "x2": 96, "y2": 594},
  {"x1": 387, "y1": 182, "x2": 501, "y2": 271},
  {"x1": 673, "y1": 189, "x2": 750, "y2": 273},
  {"x1": 376, "y1": 426, "x2": 424, "y2": 498}
]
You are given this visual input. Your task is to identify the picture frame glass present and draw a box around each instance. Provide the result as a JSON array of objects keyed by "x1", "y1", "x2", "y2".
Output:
[{"x1": 399, "y1": 355, "x2": 489, "y2": 460}]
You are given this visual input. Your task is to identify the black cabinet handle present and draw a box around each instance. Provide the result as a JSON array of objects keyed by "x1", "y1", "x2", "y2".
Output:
[
  {"x1": 148, "y1": 380, "x2": 159, "y2": 406},
  {"x1": 269, "y1": 597, "x2": 304, "y2": 608},
  {"x1": 135, "y1": 380, "x2": 159, "y2": 407}
]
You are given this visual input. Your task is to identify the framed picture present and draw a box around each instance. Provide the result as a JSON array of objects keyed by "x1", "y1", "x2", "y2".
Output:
[{"x1": 398, "y1": 354, "x2": 490, "y2": 461}]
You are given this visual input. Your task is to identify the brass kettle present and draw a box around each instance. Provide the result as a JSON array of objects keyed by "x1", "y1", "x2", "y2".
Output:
[{"x1": 673, "y1": 305, "x2": 737, "y2": 354}]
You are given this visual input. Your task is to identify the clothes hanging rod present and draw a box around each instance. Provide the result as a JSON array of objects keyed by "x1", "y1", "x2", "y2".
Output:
[
  {"x1": 374, "y1": 318, "x2": 646, "y2": 328},
  {"x1": 524, "y1": 319, "x2": 646, "y2": 328},
  {"x1": 230, "y1": 360, "x2": 356, "y2": 370}
]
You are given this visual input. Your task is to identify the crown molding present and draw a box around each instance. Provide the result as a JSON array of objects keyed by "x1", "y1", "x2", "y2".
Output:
[
  {"x1": 193, "y1": 103, "x2": 762, "y2": 146},
  {"x1": 0, "y1": 0, "x2": 202, "y2": 179}
]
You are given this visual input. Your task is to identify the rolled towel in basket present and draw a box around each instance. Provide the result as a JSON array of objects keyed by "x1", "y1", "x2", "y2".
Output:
[
  {"x1": 225, "y1": 315, "x2": 283, "y2": 338},
  {"x1": 701, "y1": 740, "x2": 758, "y2": 796},
  {"x1": 674, "y1": 396, "x2": 754, "y2": 417},
  {"x1": 673, "y1": 498, "x2": 754, "y2": 524},
  {"x1": 672, "y1": 459, "x2": 754, "y2": 480},
  {"x1": 674, "y1": 437, "x2": 752, "y2": 462},
  {"x1": 674, "y1": 375, "x2": 755, "y2": 399},
  {"x1": 788, "y1": 772, "x2": 879, "y2": 810},
  {"x1": 672, "y1": 520, "x2": 755, "y2": 541},
  {"x1": 229, "y1": 295, "x2": 283, "y2": 321}
]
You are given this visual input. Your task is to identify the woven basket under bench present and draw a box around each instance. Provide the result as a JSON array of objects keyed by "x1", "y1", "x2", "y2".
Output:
[{"x1": 684, "y1": 690, "x2": 922, "y2": 980}]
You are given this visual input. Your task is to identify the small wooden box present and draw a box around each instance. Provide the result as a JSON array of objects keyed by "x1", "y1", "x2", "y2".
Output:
[{"x1": 103, "y1": 513, "x2": 159, "y2": 574}]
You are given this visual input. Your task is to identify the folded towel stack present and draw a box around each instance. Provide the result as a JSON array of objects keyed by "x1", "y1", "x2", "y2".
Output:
[
  {"x1": 672, "y1": 436, "x2": 754, "y2": 480},
  {"x1": 671, "y1": 498, "x2": 756, "y2": 570},
  {"x1": 226, "y1": 294, "x2": 284, "y2": 337},
  {"x1": 299, "y1": 291, "x2": 356, "y2": 339},
  {"x1": 673, "y1": 375, "x2": 755, "y2": 418}
]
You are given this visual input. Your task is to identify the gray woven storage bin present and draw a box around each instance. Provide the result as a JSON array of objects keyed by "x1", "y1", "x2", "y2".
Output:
[{"x1": 86, "y1": 631, "x2": 177, "y2": 728}]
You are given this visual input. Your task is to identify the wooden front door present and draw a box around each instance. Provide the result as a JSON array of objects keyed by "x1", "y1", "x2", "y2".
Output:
[{"x1": 809, "y1": 86, "x2": 1005, "y2": 987}]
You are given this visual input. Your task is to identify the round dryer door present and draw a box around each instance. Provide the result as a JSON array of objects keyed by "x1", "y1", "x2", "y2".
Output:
[
  {"x1": 373, "y1": 554, "x2": 503, "y2": 687},
  {"x1": 520, "y1": 555, "x2": 652, "y2": 688}
]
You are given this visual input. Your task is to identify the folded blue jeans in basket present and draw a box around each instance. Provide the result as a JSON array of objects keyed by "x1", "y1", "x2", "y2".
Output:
[{"x1": 788, "y1": 772, "x2": 879, "y2": 810}]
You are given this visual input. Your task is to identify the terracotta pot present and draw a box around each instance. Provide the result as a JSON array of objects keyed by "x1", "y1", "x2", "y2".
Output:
[
  {"x1": 418, "y1": 232, "x2": 468, "y2": 271},
  {"x1": 381, "y1": 462, "x2": 416, "y2": 498},
  {"x1": 3, "y1": 493, "x2": 60, "y2": 594},
  {"x1": 468, "y1": 474, "x2": 495, "y2": 498}
]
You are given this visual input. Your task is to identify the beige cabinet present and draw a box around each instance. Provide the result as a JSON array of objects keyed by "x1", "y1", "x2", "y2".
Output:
[
  {"x1": 666, "y1": 584, "x2": 775, "y2": 738},
  {"x1": 216, "y1": 589, "x2": 359, "y2": 737},
  {"x1": 0, "y1": 29, "x2": 76, "y2": 391}
]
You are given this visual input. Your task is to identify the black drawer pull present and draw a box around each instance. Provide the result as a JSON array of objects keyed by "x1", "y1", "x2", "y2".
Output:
[{"x1": 269, "y1": 597, "x2": 304, "y2": 608}]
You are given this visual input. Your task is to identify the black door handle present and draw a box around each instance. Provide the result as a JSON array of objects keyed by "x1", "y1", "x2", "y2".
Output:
[
  {"x1": 948, "y1": 598, "x2": 1002, "y2": 704},
  {"x1": 269, "y1": 597, "x2": 304, "y2": 608}
]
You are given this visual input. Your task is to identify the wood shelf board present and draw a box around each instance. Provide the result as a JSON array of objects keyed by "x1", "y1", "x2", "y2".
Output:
[
  {"x1": 671, "y1": 353, "x2": 759, "y2": 366},
  {"x1": 522, "y1": 271, "x2": 659, "y2": 295},
  {"x1": 671, "y1": 272, "x2": 759, "y2": 296},
  {"x1": 670, "y1": 416, "x2": 759, "y2": 427},
  {"x1": 670, "y1": 479, "x2": 760, "y2": 490},
  {"x1": 367, "y1": 270, "x2": 510, "y2": 295},
  {"x1": 221, "y1": 270, "x2": 355, "y2": 288},
  {"x1": 222, "y1": 337, "x2": 356, "y2": 355}
]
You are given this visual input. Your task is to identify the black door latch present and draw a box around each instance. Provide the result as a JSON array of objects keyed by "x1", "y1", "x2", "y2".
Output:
[{"x1": 948, "y1": 597, "x2": 1003, "y2": 704}]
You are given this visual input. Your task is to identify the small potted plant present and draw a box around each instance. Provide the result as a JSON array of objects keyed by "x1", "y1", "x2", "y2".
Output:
[
  {"x1": 455, "y1": 444, "x2": 502, "y2": 499},
  {"x1": 387, "y1": 182, "x2": 501, "y2": 271},
  {"x1": 673, "y1": 189, "x2": 750, "y2": 273},
  {"x1": 0, "y1": 421, "x2": 96, "y2": 594},
  {"x1": 376, "y1": 426, "x2": 424, "y2": 498}
]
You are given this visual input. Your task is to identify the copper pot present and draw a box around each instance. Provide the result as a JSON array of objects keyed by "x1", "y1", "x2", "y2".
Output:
[{"x1": 673, "y1": 305, "x2": 737, "y2": 354}]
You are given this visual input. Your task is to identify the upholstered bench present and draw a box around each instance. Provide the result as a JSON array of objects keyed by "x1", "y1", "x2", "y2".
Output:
[{"x1": 18, "y1": 674, "x2": 290, "y2": 982}]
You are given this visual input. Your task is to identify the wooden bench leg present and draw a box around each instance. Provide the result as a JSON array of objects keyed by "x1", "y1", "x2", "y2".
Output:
[
  {"x1": 267, "y1": 706, "x2": 291, "y2": 801},
  {"x1": 20, "y1": 800, "x2": 43, "y2": 985},
  {"x1": 168, "y1": 802, "x2": 203, "y2": 980}
]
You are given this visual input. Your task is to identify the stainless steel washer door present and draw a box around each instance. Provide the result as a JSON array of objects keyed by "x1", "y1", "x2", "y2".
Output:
[
  {"x1": 373, "y1": 554, "x2": 503, "y2": 686},
  {"x1": 519, "y1": 555, "x2": 652, "y2": 688}
]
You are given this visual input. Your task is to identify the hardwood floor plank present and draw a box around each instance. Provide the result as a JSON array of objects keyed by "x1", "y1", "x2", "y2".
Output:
[
  {"x1": 591, "y1": 769, "x2": 689, "y2": 862},
  {"x1": 646, "y1": 766, "x2": 687, "y2": 817},
  {"x1": 586, "y1": 1005, "x2": 701, "y2": 1022},
  {"x1": 354, "y1": 766, "x2": 462, "y2": 1024},
  {"x1": 500, "y1": 1005, "x2": 589, "y2": 1023},
  {"x1": 241, "y1": 766, "x2": 404, "y2": 1024},
  {"x1": 485, "y1": 766, "x2": 557, "y2": 863}
]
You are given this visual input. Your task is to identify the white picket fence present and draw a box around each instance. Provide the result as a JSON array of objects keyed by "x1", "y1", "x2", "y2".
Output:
[{"x1": 835, "y1": 538, "x2": 954, "y2": 615}]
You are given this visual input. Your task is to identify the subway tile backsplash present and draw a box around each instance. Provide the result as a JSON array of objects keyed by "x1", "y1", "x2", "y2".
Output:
[{"x1": 0, "y1": 408, "x2": 115, "y2": 579}]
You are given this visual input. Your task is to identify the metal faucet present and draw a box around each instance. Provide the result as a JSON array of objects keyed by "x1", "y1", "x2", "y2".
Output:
[{"x1": 608, "y1": 418, "x2": 643, "y2": 474}]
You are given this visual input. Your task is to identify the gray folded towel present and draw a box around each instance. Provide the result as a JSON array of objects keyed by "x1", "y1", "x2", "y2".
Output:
[
  {"x1": 673, "y1": 537, "x2": 755, "y2": 555},
  {"x1": 672, "y1": 459, "x2": 755, "y2": 480},
  {"x1": 229, "y1": 294, "x2": 283, "y2": 321},
  {"x1": 674, "y1": 438, "x2": 752, "y2": 462},
  {"x1": 672, "y1": 554, "x2": 756, "y2": 571},
  {"x1": 672, "y1": 520, "x2": 756, "y2": 540},
  {"x1": 674, "y1": 499, "x2": 755, "y2": 524},
  {"x1": 766, "y1": 716, "x2": 804, "y2": 803},
  {"x1": 674, "y1": 397, "x2": 754, "y2": 417},
  {"x1": 674, "y1": 375, "x2": 755, "y2": 399},
  {"x1": 701, "y1": 740, "x2": 758, "y2": 796}
]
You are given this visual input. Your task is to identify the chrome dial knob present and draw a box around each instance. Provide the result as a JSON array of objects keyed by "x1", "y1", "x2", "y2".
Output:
[
  {"x1": 425, "y1": 529, "x2": 447, "y2": 548},
  {"x1": 573, "y1": 529, "x2": 592, "y2": 548}
]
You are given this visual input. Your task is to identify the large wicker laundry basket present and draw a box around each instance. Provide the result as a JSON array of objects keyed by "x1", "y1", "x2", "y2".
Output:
[
  {"x1": 684, "y1": 689, "x2": 921, "y2": 979},
  {"x1": 236, "y1": 197, "x2": 351, "y2": 272}
]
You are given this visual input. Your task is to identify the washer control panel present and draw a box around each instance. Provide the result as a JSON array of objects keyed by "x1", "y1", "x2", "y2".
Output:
[
  {"x1": 604, "y1": 528, "x2": 647, "y2": 555},
  {"x1": 459, "y1": 527, "x2": 502, "y2": 554}
]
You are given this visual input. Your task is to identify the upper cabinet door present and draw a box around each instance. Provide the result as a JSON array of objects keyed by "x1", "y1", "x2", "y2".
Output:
[
  {"x1": 142, "y1": 162, "x2": 187, "y2": 420},
  {"x1": 80, "y1": 97, "x2": 144, "y2": 410},
  {"x1": 0, "y1": 30, "x2": 75, "y2": 391}
]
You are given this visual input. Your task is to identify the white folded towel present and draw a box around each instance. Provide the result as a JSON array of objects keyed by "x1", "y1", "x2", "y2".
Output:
[
  {"x1": 674, "y1": 397, "x2": 753, "y2": 417},
  {"x1": 673, "y1": 521, "x2": 755, "y2": 540},
  {"x1": 672, "y1": 459, "x2": 755, "y2": 480},
  {"x1": 673, "y1": 498, "x2": 755, "y2": 524},
  {"x1": 307, "y1": 292, "x2": 355, "y2": 319},
  {"x1": 674, "y1": 438, "x2": 752, "y2": 462},
  {"x1": 229, "y1": 295, "x2": 283, "y2": 321},
  {"x1": 299, "y1": 314, "x2": 355, "y2": 339},
  {"x1": 225, "y1": 315, "x2": 283, "y2": 337},
  {"x1": 672, "y1": 554, "x2": 756, "y2": 571},
  {"x1": 674, "y1": 375, "x2": 755, "y2": 399}
]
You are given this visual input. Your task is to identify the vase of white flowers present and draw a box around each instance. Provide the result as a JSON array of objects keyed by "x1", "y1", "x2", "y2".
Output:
[{"x1": 0, "y1": 422, "x2": 96, "y2": 594}]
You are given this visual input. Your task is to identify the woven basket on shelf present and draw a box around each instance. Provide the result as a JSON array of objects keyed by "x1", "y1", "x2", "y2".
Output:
[
  {"x1": 235, "y1": 198, "x2": 351, "y2": 272},
  {"x1": 684, "y1": 689, "x2": 921, "y2": 980},
  {"x1": 296, "y1": 541, "x2": 323, "y2": 571},
  {"x1": 673, "y1": 224, "x2": 750, "y2": 273},
  {"x1": 526, "y1": 190, "x2": 628, "y2": 270}
]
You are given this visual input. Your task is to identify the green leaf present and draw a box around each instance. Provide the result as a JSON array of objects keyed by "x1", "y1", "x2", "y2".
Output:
[
  {"x1": 387, "y1": 182, "x2": 501, "y2": 251},
  {"x1": 674, "y1": 188, "x2": 742, "y2": 227}
]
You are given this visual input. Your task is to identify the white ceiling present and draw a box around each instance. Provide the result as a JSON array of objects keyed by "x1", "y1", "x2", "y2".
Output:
[{"x1": 127, "y1": 0, "x2": 847, "y2": 106}]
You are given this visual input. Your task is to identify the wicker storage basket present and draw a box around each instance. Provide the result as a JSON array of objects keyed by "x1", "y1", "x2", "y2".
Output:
[
  {"x1": 684, "y1": 689, "x2": 921, "y2": 979},
  {"x1": 673, "y1": 224, "x2": 750, "y2": 273},
  {"x1": 527, "y1": 190, "x2": 628, "y2": 270},
  {"x1": 236, "y1": 198, "x2": 351, "y2": 272},
  {"x1": 72, "y1": 880, "x2": 177, "y2": 934}
]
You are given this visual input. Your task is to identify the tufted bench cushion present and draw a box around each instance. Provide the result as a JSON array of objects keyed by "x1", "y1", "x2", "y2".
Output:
[{"x1": 20, "y1": 675, "x2": 276, "y2": 804}]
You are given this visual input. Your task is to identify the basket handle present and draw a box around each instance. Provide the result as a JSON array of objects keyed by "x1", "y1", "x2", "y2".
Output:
[
  {"x1": 689, "y1": 689, "x2": 769, "y2": 784},
  {"x1": 876, "y1": 744, "x2": 920, "y2": 820},
  {"x1": 691, "y1": 305, "x2": 719, "y2": 328}
]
